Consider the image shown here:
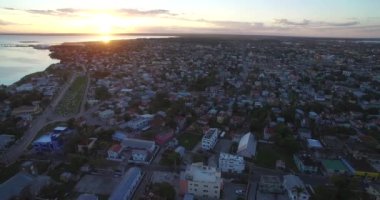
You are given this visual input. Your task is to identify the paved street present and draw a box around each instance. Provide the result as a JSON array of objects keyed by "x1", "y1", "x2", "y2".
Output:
[{"x1": 0, "y1": 72, "x2": 87, "y2": 165}]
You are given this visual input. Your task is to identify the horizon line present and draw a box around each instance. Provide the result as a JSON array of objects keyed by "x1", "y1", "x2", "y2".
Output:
[{"x1": 0, "y1": 32, "x2": 379, "y2": 40}]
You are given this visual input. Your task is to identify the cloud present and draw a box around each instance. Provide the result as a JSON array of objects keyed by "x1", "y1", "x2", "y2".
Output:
[
  {"x1": 25, "y1": 8, "x2": 81, "y2": 16},
  {"x1": 0, "y1": 19, "x2": 15, "y2": 26},
  {"x1": 3, "y1": 7, "x2": 16, "y2": 10},
  {"x1": 117, "y1": 9, "x2": 176, "y2": 16},
  {"x1": 275, "y1": 19, "x2": 310, "y2": 26}
]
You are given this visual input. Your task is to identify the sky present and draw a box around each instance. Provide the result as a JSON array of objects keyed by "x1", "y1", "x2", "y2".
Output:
[{"x1": 0, "y1": 0, "x2": 380, "y2": 38}]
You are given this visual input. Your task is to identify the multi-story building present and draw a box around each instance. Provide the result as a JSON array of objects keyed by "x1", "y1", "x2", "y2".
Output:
[
  {"x1": 32, "y1": 133, "x2": 63, "y2": 153},
  {"x1": 218, "y1": 153, "x2": 245, "y2": 173},
  {"x1": 201, "y1": 128, "x2": 220, "y2": 150},
  {"x1": 125, "y1": 114, "x2": 154, "y2": 131},
  {"x1": 180, "y1": 163, "x2": 223, "y2": 199}
]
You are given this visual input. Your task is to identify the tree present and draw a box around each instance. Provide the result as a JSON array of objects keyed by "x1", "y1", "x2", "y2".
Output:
[
  {"x1": 152, "y1": 182, "x2": 176, "y2": 200},
  {"x1": 95, "y1": 86, "x2": 111, "y2": 100}
]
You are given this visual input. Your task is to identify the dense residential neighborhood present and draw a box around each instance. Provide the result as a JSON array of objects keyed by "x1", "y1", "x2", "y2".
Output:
[{"x1": 0, "y1": 36, "x2": 379, "y2": 200}]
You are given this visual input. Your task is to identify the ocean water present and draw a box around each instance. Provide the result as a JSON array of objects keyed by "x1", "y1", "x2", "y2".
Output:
[{"x1": 0, "y1": 34, "x2": 171, "y2": 85}]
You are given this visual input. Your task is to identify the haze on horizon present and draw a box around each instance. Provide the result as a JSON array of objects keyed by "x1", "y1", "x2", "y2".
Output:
[{"x1": 0, "y1": 0, "x2": 380, "y2": 38}]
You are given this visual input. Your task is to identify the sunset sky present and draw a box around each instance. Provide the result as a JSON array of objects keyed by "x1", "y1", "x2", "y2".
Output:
[{"x1": 0, "y1": 0, "x2": 380, "y2": 38}]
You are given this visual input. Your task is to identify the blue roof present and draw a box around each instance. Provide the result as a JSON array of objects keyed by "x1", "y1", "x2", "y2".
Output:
[
  {"x1": 34, "y1": 134, "x2": 52, "y2": 143},
  {"x1": 0, "y1": 172, "x2": 34, "y2": 200},
  {"x1": 109, "y1": 167, "x2": 141, "y2": 200}
]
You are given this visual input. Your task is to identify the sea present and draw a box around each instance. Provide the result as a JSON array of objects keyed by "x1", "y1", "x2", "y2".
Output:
[{"x1": 0, "y1": 34, "x2": 171, "y2": 86}]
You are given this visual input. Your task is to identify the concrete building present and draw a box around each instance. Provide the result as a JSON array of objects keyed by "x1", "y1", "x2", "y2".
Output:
[
  {"x1": 293, "y1": 154, "x2": 319, "y2": 174},
  {"x1": 121, "y1": 138, "x2": 156, "y2": 153},
  {"x1": 283, "y1": 175, "x2": 310, "y2": 200},
  {"x1": 125, "y1": 114, "x2": 153, "y2": 131},
  {"x1": 107, "y1": 144, "x2": 123, "y2": 160},
  {"x1": 201, "y1": 128, "x2": 220, "y2": 150},
  {"x1": 0, "y1": 134, "x2": 15, "y2": 151},
  {"x1": 237, "y1": 132, "x2": 257, "y2": 158},
  {"x1": 218, "y1": 153, "x2": 245, "y2": 173},
  {"x1": 259, "y1": 176, "x2": 284, "y2": 194},
  {"x1": 180, "y1": 163, "x2": 223, "y2": 199},
  {"x1": 32, "y1": 133, "x2": 63, "y2": 153},
  {"x1": 109, "y1": 167, "x2": 142, "y2": 200}
]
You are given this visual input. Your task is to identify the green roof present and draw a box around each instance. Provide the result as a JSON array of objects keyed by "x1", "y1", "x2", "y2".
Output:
[{"x1": 321, "y1": 159, "x2": 349, "y2": 171}]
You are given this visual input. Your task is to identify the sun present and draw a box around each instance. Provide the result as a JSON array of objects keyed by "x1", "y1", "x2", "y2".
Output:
[{"x1": 91, "y1": 13, "x2": 115, "y2": 43}]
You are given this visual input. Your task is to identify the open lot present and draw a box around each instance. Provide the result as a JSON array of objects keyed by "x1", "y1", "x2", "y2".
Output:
[
  {"x1": 255, "y1": 143, "x2": 297, "y2": 170},
  {"x1": 214, "y1": 139, "x2": 232, "y2": 153},
  {"x1": 75, "y1": 174, "x2": 120, "y2": 195},
  {"x1": 55, "y1": 76, "x2": 87, "y2": 116}
]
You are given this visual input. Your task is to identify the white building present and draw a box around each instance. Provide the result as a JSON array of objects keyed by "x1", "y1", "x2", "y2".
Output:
[
  {"x1": 107, "y1": 144, "x2": 123, "y2": 161},
  {"x1": 125, "y1": 114, "x2": 154, "y2": 131},
  {"x1": 237, "y1": 132, "x2": 257, "y2": 158},
  {"x1": 180, "y1": 163, "x2": 223, "y2": 199},
  {"x1": 218, "y1": 153, "x2": 245, "y2": 173},
  {"x1": 283, "y1": 175, "x2": 310, "y2": 200},
  {"x1": 201, "y1": 128, "x2": 220, "y2": 150}
]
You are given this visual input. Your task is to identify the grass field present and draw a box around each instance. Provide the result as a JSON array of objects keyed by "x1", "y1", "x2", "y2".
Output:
[
  {"x1": 255, "y1": 144, "x2": 297, "y2": 171},
  {"x1": 55, "y1": 76, "x2": 87, "y2": 116},
  {"x1": 178, "y1": 133, "x2": 203, "y2": 151}
]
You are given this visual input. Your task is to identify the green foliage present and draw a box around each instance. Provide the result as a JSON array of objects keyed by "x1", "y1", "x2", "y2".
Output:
[
  {"x1": 149, "y1": 92, "x2": 171, "y2": 112},
  {"x1": 178, "y1": 133, "x2": 202, "y2": 150},
  {"x1": 152, "y1": 182, "x2": 176, "y2": 200},
  {"x1": 8, "y1": 90, "x2": 43, "y2": 108},
  {"x1": 189, "y1": 75, "x2": 216, "y2": 91},
  {"x1": 274, "y1": 124, "x2": 300, "y2": 154},
  {"x1": 95, "y1": 86, "x2": 111, "y2": 100},
  {"x1": 160, "y1": 150, "x2": 181, "y2": 166},
  {"x1": 55, "y1": 76, "x2": 87, "y2": 115}
]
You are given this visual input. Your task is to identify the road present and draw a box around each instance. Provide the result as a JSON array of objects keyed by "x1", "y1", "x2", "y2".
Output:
[{"x1": 0, "y1": 72, "x2": 87, "y2": 166}]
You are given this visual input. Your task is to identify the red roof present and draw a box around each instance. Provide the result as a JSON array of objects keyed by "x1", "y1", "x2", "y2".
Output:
[{"x1": 109, "y1": 144, "x2": 122, "y2": 152}]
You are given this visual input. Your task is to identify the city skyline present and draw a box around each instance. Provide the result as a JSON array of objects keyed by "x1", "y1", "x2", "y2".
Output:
[{"x1": 0, "y1": 0, "x2": 380, "y2": 38}]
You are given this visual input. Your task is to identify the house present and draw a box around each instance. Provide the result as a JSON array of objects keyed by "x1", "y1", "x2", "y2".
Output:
[
  {"x1": 218, "y1": 153, "x2": 245, "y2": 173},
  {"x1": 125, "y1": 114, "x2": 154, "y2": 131},
  {"x1": 99, "y1": 110, "x2": 115, "y2": 120},
  {"x1": 366, "y1": 183, "x2": 380, "y2": 200},
  {"x1": 109, "y1": 167, "x2": 142, "y2": 200},
  {"x1": 16, "y1": 83, "x2": 34, "y2": 92},
  {"x1": 321, "y1": 159, "x2": 351, "y2": 176},
  {"x1": 32, "y1": 133, "x2": 63, "y2": 153},
  {"x1": 11, "y1": 105, "x2": 41, "y2": 119},
  {"x1": 283, "y1": 175, "x2": 310, "y2": 200},
  {"x1": 298, "y1": 128, "x2": 312, "y2": 139},
  {"x1": 180, "y1": 163, "x2": 223, "y2": 199},
  {"x1": 259, "y1": 175, "x2": 284, "y2": 194},
  {"x1": 201, "y1": 128, "x2": 220, "y2": 150},
  {"x1": 107, "y1": 144, "x2": 123, "y2": 161},
  {"x1": 155, "y1": 129, "x2": 174, "y2": 145},
  {"x1": 112, "y1": 131, "x2": 128, "y2": 142},
  {"x1": 77, "y1": 138, "x2": 97, "y2": 153},
  {"x1": 293, "y1": 153, "x2": 319, "y2": 174},
  {"x1": 237, "y1": 132, "x2": 257, "y2": 158}
]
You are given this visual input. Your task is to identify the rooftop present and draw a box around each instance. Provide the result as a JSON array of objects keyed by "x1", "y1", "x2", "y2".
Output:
[
  {"x1": 321, "y1": 159, "x2": 349, "y2": 171},
  {"x1": 109, "y1": 167, "x2": 141, "y2": 200}
]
